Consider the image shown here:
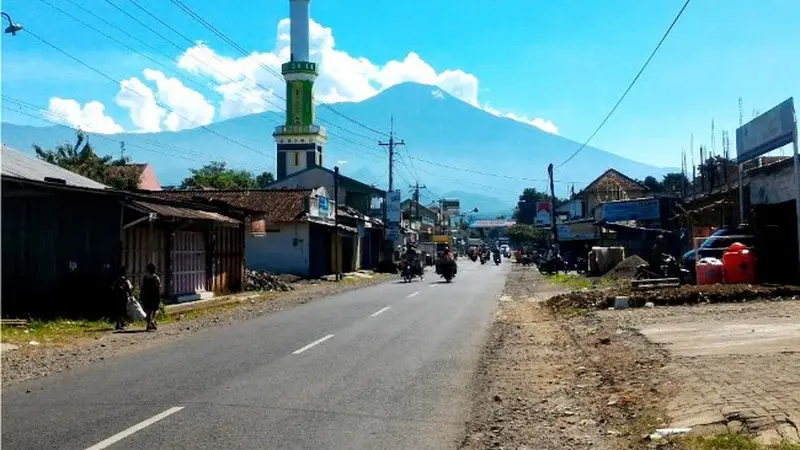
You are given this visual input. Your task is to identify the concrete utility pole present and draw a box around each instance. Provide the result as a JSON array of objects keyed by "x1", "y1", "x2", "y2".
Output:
[
  {"x1": 334, "y1": 165, "x2": 340, "y2": 280},
  {"x1": 378, "y1": 116, "x2": 404, "y2": 192},
  {"x1": 548, "y1": 163, "x2": 558, "y2": 244},
  {"x1": 409, "y1": 182, "x2": 426, "y2": 223}
]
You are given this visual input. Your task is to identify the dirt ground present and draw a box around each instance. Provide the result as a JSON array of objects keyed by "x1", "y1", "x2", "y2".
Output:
[
  {"x1": 1, "y1": 275, "x2": 389, "y2": 386},
  {"x1": 461, "y1": 265, "x2": 675, "y2": 450}
]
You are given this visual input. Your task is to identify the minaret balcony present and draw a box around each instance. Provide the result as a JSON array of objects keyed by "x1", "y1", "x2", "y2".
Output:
[
  {"x1": 281, "y1": 61, "x2": 318, "y2": 75},
  {"x1": 274, "y1": 124, "x2": 327, "y2": 137}
]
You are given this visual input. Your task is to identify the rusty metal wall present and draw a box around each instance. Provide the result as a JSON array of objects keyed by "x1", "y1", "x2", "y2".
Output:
[
  {"x1": 211, "y1": 224, "x2": 244, "y2": 294},
  {"x1": 121, "y1": 225, "x2": 166, "y2": 296}
]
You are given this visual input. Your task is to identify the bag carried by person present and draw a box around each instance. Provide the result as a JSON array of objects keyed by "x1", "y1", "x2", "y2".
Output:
[{"x1": 126, "y1": 295, "x2": 146, "y2": 321}]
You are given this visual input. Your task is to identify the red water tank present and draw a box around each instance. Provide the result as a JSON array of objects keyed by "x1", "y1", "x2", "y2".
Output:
[
  {"x1": 696, "y1": 257, "x2": 724, "y2": 285},
  {"x1": 722, "y1": 242, "x2": 757, "y2": 284}
]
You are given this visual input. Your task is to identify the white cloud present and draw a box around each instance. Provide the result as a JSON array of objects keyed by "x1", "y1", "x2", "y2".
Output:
[
  {"x1": 113, "y1": 70, "x2": 215, "y2": 132},
  {"x1": 484, "y1": 104, "x2": 559, "y2": 134},
  {"x1": 143, "y1": 69, "x2": 215, "y2": 131},
  {"x1": 45, "y1": 97, "x2": 123, "y2": 134},
  {"x1": 115, "y1": 76, "x2": 165, "y2": 132},
  {"x1": 174, "y1": 18, "x2": 551, "y2": 131}
]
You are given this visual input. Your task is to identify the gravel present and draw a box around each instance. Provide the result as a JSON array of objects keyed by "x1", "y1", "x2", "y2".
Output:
[{"x1": 1, "y1": 275, "x2": 389, "y2": 386}]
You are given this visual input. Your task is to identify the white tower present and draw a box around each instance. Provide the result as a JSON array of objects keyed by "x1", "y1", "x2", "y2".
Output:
[{"x1": 274, "y1": 0, "x2": 327, "y2": 180}]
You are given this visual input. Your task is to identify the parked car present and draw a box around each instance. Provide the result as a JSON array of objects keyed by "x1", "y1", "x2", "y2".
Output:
[{"x1": 681, "y1": 226, "x2": 755, "y2": 279}]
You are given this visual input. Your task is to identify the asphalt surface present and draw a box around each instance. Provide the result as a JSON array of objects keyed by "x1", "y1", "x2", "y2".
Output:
[{"x1": 2, "y1": 259, "x2": 509, "y2": 450}]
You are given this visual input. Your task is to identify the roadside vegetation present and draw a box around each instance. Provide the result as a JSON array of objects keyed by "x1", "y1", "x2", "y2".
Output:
[{"x1": 545, "y1": 272, "x2": 593, "y2": 290}]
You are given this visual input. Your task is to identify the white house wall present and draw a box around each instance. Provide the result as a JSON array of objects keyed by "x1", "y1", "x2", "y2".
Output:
[
  {"x1": 246, "y1": 223, "x2": 311, "y2": 276},
  {"x1": 269, "y1": 170, "x2": 345, "y2": 203}
]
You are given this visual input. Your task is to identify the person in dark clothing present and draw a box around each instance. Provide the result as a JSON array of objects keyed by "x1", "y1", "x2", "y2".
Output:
[
  {"x1": 111, "y1": 265, "x2": 133, "y2": 331},
  {"x1": 649, "y1": 234, "x2": 667, "y2": 275},
  {"x1": 141, "y1": 263, "x2": 162, "y2": 331}
]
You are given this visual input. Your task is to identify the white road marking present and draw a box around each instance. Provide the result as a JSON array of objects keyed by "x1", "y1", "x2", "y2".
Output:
[
  {"x1": 84, "y1": 406, "x2": 184, "y2": 450},
  {"x1": 370, "y1": 306, "x2": 391, "y2": 317},
  {"x1": 406, "y1": 291, "x2": 419, "y2": 298},
  {"x1": 292, "y1": 334, "x2": 335, "y2": 355},
  {"x1": 430, "y1": 284, "x2": 438, "y2": 288}
]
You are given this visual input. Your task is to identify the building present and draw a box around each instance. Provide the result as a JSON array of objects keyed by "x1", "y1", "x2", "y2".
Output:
[
  {"x1": 748, "y1": 157, "x2": 799, "y2": 281},
  {"x1": 274, "y1": 0, "x2": 326, "y2": 180},
  {"x1": 578, "y1": 168, "x2": 648, "y2": 216},
  {"x1": 1, "y1": 146, "x2": 247, "y2": 318},
  {"x1": 151, "y1": 187, "x2": 373, "y2": 277},
  {"x1": 108, "y1": 163, "x2": 162, "y2": 190}
]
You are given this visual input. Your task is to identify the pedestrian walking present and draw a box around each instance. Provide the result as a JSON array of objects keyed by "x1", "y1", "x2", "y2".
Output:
[
  {"x1": 111, "y1": 265, "x2": 133, "y2": 331},
  {"x1": 140, "y1": 263, "x2": 162, "y2": 331}
]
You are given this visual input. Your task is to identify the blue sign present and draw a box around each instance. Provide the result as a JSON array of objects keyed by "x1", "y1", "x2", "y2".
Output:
[
  {"x1": 601, "y1": 198, "x2": 660, "y2": 222},
  {"x1": 318, "y1": 196, "x2": 329, "y2": 216}
]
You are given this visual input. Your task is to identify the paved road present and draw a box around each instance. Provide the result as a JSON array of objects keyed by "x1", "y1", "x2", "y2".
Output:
[{"x1": 2, "y1": 260, "x2": 509, "y2": 450}]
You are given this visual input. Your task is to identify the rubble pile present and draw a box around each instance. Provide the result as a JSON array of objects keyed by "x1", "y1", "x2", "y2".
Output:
[
  {"x1": 601, "y1": 254, "x2": 647, "y2": 280},
  {"x1": 547, "y1": 283, "x2": 800, "y2": 310},
  {"x1": 245, "y1": 269, "x2": 293, "y2": 292}
]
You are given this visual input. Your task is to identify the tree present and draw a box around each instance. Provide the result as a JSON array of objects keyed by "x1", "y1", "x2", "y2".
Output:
[
  {"x1": 661, "y1": 172, "x2": 689, "y2": 194},
  {"x1": 255, "y1": 171, "x2": 274, "y2": 188},
  {"x1": 34, "y1": 131, "x2": 139, "y2": 190},
  {"x1": 642, "y1": 175, "x2": 663, "y2": 193},
  {"x1": 507, "y1": 223, "x2": 539, "y2": 243},
  {"x1": 513, "y1": 187, "x2": 552, "y2": 224},
  {"x1": 180, "y1": 161, "x2": 274, "y2": 189}
]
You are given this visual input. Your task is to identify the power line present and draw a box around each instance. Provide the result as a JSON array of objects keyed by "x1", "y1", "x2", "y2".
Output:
[
  {"x1": 556, "y1": 0, "x2": 691, "y2": 168},
  {"x1": 166, "y1": 0, "x2": 389, "y2": 139},
  {"x1": 23, "y1": 28, "x2": 274, "y2": 160}
]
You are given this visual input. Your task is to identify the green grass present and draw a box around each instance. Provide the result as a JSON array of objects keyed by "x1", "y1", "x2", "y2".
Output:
[
  {"x1": 546, "y1": 273, "x2": 593, "y2": 290},
  {"x1": 675, "y1": 433, "x2": 800, "y2": 450},
  {"x1": 1, "y1": 319, "x2": 116, "y2": 345}
]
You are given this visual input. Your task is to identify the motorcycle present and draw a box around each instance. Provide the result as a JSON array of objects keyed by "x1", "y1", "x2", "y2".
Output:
[
  {"x1": 635, "y1": 254, "x2": 691, "y2": 284},
  {"x1": 538, "y1": 255, "x2": 567, "y2": 275},
  {"x1": 479, "y1": 253, "x2": 487, "y2": 265},
  {"x1": 435, "y1": 254, "x2": 457, "y2": 282},
  {"x1": 493, "y1": 252, "x2": 501, "y2": 265},
  {"x1": 399, "y1": 260, "x2": 423, "y2": 283}
]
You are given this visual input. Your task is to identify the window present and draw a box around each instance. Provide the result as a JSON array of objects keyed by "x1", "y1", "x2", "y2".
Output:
[{"x1": 294, "y1": 151, "x2": 300, "y2": 167}]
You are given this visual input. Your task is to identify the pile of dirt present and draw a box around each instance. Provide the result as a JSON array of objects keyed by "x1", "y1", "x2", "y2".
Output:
[
  {"x1": 245, "y1": 270, "x2": 293, "y2": 292},
  {"x1": 547, "y1": 283, "x2": 800, "y2": 310},
  {"x1": 601, "y1": 255, "x2": 647, "y2": 280}
]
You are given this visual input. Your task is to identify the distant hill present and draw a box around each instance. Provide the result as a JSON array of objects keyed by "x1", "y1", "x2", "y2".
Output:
[{"x1": 1, "y1": 82, "x2": 675, "y2": 205}]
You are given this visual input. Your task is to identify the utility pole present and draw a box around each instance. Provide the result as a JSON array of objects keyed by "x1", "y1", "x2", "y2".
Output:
[
  {"x1": 409, "y1": 182, "x2": 426, "y2": 222},
  {"x1": 378, "y1": 117, "x2": 404, "y2": 265},
  {"x1": 547, "y1": 163, "x2": 558, "y2": 245},
  {"x1": 379, "y1": 116, "x2": 405, "y2": 192},
  {"x1": 334, "y1": 166, "x2": 340, "y2": 281}
]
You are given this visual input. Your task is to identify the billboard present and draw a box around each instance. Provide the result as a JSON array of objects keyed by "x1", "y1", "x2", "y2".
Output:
[
  {"x1": 599, "y1": 198, "x2": 660, "y2": 222},
  {"x1": 736, "y1": 97, "x2": 795, "y2": 164},
  {"x1": 386, "y1": 190, "x2": 402, "y2": 222},
  {"x1": 471, "y1": 220, "x2": 516, "y2": 228},
  {"x1": 534, "y1": 201, "x2": 552, "y2": 226},
  {"x1": 557, "y1": 221, "x2": 598, "y2": 241},
  {"x1": 441, "y1": 199, "x2": 460, "y2": 216}
]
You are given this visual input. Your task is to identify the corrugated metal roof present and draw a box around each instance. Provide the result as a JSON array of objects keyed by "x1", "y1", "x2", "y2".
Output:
[
  {"x1": 131, "y1": 201, "x2": 240, "y2": 224},
  {"x1": 149, "y1": 189, "x2": 312, "y2": 222},
  {"x1": 1, "y1": 145, "x2": 108, "y2": 189}
]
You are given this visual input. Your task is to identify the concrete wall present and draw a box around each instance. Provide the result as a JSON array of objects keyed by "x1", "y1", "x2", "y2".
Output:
[
  {"x1": 750, "y1": 163, "x2": 797, "y2": 205},
  {"x1": 246, "y1": 222, "x2": 311, "y2": 276}
]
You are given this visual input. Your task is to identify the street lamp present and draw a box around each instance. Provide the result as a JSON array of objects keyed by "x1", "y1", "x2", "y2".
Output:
[{"x1": 2, "y1": 12, "x2": 23, "y2": 36}]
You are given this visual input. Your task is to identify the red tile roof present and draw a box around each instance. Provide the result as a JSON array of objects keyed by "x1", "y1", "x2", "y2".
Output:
[{"x1": 149, "y1": 188, "x2": 312, "y2": 222}]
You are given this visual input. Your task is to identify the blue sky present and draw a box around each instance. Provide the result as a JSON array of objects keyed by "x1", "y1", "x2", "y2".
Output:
[{"x1": 1, "y1": 0, "x2": 798, "y2": 169}]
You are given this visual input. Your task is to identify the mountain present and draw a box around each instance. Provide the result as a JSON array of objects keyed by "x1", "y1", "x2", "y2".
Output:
[{"x1": 1, "y1": 82, "x2": 676, "y2": 205}]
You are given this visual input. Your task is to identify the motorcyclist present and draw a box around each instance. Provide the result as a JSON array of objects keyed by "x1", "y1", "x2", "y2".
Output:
[{"x1": 403, "y1": 243, "x2": 421, "y2": 274}]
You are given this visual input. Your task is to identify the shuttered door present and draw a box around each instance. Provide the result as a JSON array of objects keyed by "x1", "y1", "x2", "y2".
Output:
[{"x1": 171, "y1": 231, "x2": 207, "y2": 295}]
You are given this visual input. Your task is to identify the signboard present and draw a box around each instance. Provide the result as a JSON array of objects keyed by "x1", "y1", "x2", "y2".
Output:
[
  {"x1": 386, "y1": 190, "x2": 402, "y2": 222},
  {"x1": 318, "y1": 196, "x2": 329, "y2": 216},
  {"x1": 535, "y1": 201, "x2": 552, "y2": 226},
  {"x1": 441, "y1": 199, "x2": 460, "y2": 216},
  {"x1": 736, "y1": 97, "x2": 795, "y2": 164},
  {"x1": 600, "y1": 198, "x2": 660, "y2": 222},
  {"x1": 385, "y1": 222, "x2": 400, "y2": 242},
  {"x1": 250, "y1": 218, "x2": 266, "y2": 237},
  {"x1": 557, "y1": 221, "x2": 598, "y2": 241}
]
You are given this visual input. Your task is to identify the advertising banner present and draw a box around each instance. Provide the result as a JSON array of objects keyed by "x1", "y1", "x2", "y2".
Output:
[
  {"x1": 557, "y1": 221, "x2": 598, "y2": 241},
  {"x1": 386, "y1": 190, "x2": 402, "y2": 222},
  {"x1": 600, "y1": 198, "x2": 660, "y2": 222},
  {"x1": 736, "y1": 98, "x2": 795, "y2": 164},
  {"x1": 535, "y1": 201, "x2": 552, "y2": 226},
  {"x1": 441, "y1": 199, "x2": 460, "y2": 216}
]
